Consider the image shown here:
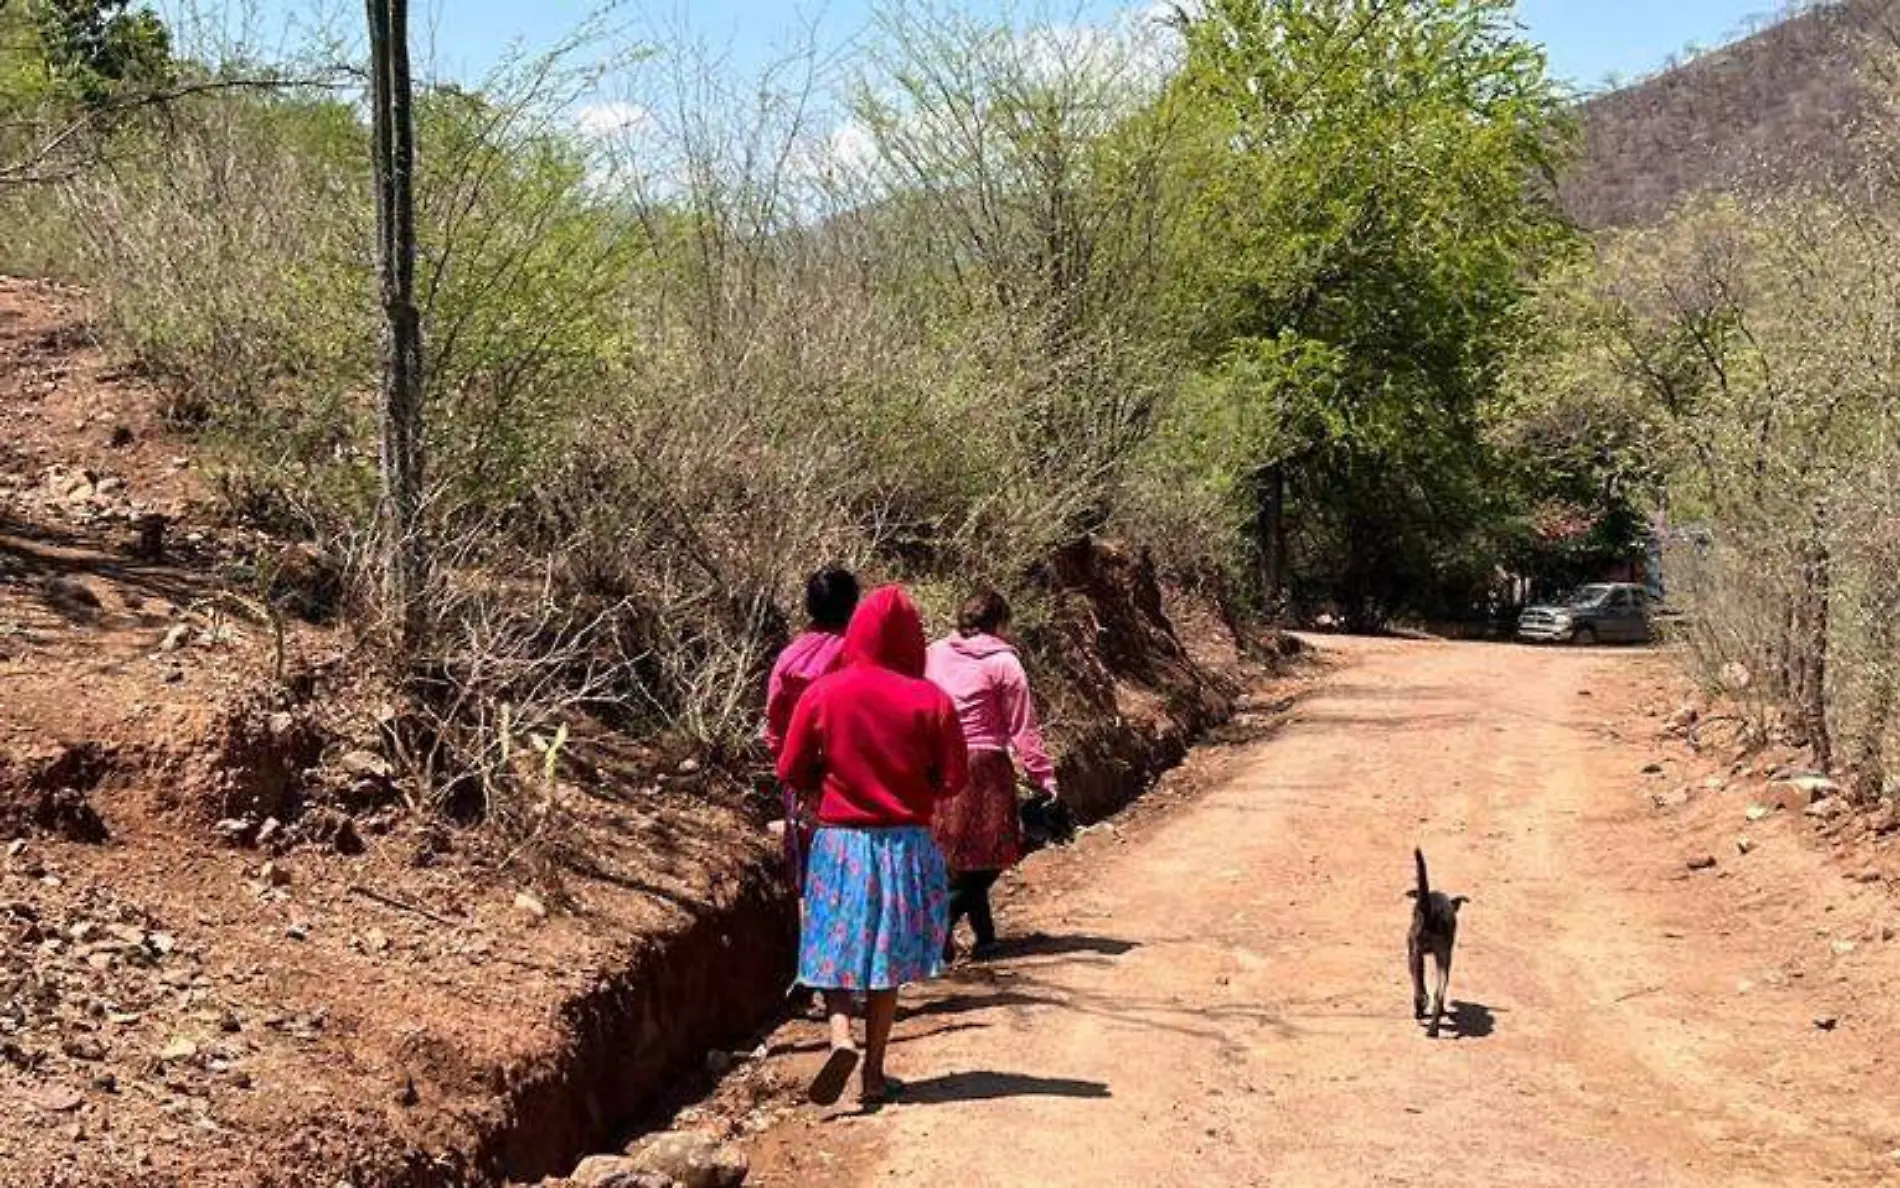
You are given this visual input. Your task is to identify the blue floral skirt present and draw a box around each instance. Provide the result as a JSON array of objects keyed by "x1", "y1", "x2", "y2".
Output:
[{"x1": 798, "y1": 826, "x2": 949, "y2": 991}]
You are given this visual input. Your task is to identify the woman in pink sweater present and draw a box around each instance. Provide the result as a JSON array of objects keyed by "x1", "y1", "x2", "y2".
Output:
[{"x1": 925, "y1": 589, "x2": 1058, "y2": 959}]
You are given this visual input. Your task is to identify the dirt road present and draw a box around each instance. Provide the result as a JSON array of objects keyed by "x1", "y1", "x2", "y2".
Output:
[{"x1": 744, "y1": 637, "x2": 1900, "y2": 1187}]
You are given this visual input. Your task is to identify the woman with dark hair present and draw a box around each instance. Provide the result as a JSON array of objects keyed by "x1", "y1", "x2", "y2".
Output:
[
  {"x1": 764, "y1": 567, "x2": 860, "y2": 1013},
  {"x1": 778, "y1": 585, "x2": 966, "y2": 1106},
  {"x1": 764, "y1": 566, "x2": 862, "y2": 890},
  {"x1": 926, "y1": 588, "x2": 1058, "y2": 960}
]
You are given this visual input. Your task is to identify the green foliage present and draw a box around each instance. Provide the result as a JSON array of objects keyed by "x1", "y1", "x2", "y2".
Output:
[
  {"x1": 1124, "y1": 0, "x2": 1578, "y2": 619},
  {"x1": 31, "y1": 0, "x2": 173, "y2": 103}
]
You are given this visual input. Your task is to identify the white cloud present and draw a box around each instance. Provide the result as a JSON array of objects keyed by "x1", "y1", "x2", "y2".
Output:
[
  {"x1": 573, "y1": 100, "x2": 654, "y2": 141},
  {"x1": 823, "y1": 119, "x2": 878, "y2": 176}
]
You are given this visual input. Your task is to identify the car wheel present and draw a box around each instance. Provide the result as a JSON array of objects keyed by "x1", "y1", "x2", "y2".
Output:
[{"x1": 1573, "y1": 625, "x2": 1597, "y2": 646}]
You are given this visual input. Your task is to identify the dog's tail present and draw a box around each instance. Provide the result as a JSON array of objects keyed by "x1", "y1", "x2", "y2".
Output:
[{"x1": 1414, "y1": 847, "x2": 1431, "y2": 901}]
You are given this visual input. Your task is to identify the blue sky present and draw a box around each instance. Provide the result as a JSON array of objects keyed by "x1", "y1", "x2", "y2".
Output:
[{"x1": 179, "y1": 0, "x2": 1777, "y2": 93}]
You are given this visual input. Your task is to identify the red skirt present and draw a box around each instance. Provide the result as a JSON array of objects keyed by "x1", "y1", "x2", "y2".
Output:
[{"x1": 933, "y1": 749, "x2": 1022, "y2": 873}]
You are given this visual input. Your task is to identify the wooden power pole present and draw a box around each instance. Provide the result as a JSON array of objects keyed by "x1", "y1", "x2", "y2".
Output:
[{"x1": 365, "y1": 0, "x2": 428, "y2": 654}]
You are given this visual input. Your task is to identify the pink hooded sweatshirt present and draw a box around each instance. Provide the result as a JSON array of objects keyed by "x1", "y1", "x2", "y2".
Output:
[
  {"x1": 763, "y1": 631, "x2": 848, "y2": 758},
  {"x1": 925, "y1": 632, "x2": 1057, "y2": 793}
]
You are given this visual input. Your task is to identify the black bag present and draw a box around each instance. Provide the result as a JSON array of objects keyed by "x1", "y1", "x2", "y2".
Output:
[{"x1": 1019, "y1": 787, "x2": 1077, "y2": 853}]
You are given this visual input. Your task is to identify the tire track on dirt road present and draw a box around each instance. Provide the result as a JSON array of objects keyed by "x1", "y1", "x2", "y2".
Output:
[{"x1": 745, "y1": 637, "x2": 1900, "y2": 1187}]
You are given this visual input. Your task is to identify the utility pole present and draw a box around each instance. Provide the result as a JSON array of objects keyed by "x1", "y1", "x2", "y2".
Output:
[{"x1": 365, "y1": 0, "x2": 427, "y2": 654}]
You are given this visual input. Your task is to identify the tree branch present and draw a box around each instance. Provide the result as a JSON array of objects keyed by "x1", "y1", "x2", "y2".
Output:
[{"x1": 0, "y1": 75, "x2": 346, "y2": 187}]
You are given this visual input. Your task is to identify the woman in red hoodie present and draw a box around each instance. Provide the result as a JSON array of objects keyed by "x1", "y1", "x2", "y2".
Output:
[{"x1": 778, "y1": 585, "x2": 968, "y2": 1107}]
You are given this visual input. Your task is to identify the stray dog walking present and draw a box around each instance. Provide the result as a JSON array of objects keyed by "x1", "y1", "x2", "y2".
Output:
[{"x1": 1407, "y1": 848, "x2": 1467, "y2": 1038}]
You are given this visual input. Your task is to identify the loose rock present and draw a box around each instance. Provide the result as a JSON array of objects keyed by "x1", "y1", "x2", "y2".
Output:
[
  {"x1": 570, "y1": 1155, "x2": 672, "y2": 1188},
  {"x1": 1686, "y1": 854, "x2": 1718, "y2": 872},
  {"x1": 1806, "y1": 797, "x2": 1848, "y2": 820},
  {"x1": 514, "y1": 891, "x2": 549, "y2": 922},
  {"x1": 1784, "y1": 774, "x2": 1841, "y2": 802},
  {"x1": 625, "y1": 1130, "x2": 749, "y2": 1188},
  {"x1": 338, "y1": 750, "x2": 392, "y2": 783}
]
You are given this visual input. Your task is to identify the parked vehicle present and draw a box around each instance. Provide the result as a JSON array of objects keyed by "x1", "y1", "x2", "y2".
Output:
[{"x1": 1516, "y1": 583, "x2": 1653, "y2": 645}]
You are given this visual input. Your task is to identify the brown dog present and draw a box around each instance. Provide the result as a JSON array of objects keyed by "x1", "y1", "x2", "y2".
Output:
[{"x1": 1407, "y1": 848, "x2": 1467, "y2": 1038}]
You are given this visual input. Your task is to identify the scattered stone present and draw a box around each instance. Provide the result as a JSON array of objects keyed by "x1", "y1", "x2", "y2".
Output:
[
  {"x1": 624, "y1": 1130, "x2": 749, "y2": 1188},
  {"x1": 678, "y1": 758, "x2": 702, "y2": 776},
  {"x1": 260, "y1": 862, "x2": 291, "y2": 888},
  {"x1": 284, "y1": 923, "x2": 309, "y2": 942},
  {"x1": 158, "y1": 1037, "x2": 198, "y2": 1063},
  {"x1": 1652, "y1": 785, "x2": 1690, "y2": 810},
  {"x1": 1736, "y1": 836, "x2": 1755, "y2": 855},
  {"x1": 1832, "y1": 939, "x2": 1859, "y2": 956},
  {"x1": 158, "y1": 625, "x2": 191, "y2": 653},
  {"x1": 363, "y1": 928, "x2": 391, "y2": 954},
  {"x1": 25, "y1": 1086, "x2": 84, "y2": 1114},
  {"x1": 1641, "y1": 762, "x2": 1664, "y2": 776},
  {"x1": 570, "y1": 1155, "x2": 671, "y2": 1188},
  {"x1": 255, "y1": 817, "x2": 282, "y2": 847},
  {"x1": 214, "y1": 817, "x2": 254, "y2": 841},
  {"x1": 1814, "y1": 1014, "x2": 1840, "y2": 1031},
  {"x1": 1783, "y1": 774, "x2": 1841, "y2": 802},
  {"x1": 514, "y1": 891, "x2": 548, "y2": 922},
  {"x1": 1745, "y1": 804, "x2": 1775, "y2": 822},
  {"x1": 329, "y1": 816, "x2": 363, "y2": 856},
  {"x1": 339, "y1": 750, "x2": 393, "y2": 783},
  {"x1": 1806, "y1": 797, "x2": 1848, "y2": 820},
  {"x1": 61, "y1": 1036, "x2": 107, "y2": 1062},
  {"x1": 1852, "y1": 869, "x2": 1884, "y2": 884},
  {"x1": 1686, "y1": 854, "x2": 1719, "y2": 872}
]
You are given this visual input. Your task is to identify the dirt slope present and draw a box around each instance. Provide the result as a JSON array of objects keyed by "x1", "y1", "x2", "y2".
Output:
[{"x1": 739, "y1": 637, "x2": 1900, "y2": 1187}]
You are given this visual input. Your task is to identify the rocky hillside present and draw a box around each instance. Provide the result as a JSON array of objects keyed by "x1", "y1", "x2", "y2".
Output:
[{"x1": 1562, "y1": 0, "x2": 1900, "y2": 228}]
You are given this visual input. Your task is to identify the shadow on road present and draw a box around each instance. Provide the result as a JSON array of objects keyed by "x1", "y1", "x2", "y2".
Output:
[
  {"x1": 1438, "y1": 1000, "x2": 1498, "y2": 1040},
  {"x1": 982, "y1": 932, "x2": 1139, "y2": 960},
  {"x1": 894, "y1": 1071, "x2": 1112, "y2": 1106}
]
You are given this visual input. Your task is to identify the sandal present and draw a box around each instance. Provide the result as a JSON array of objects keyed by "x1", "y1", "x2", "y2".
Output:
[{"x1": 807, "y1": 1046, "x2": 860, "y2": 1107}]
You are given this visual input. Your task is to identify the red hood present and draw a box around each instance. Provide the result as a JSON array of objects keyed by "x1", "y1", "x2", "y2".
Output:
[{"x1": 844, "y1": 585, "x2": 927, "y2": 678}]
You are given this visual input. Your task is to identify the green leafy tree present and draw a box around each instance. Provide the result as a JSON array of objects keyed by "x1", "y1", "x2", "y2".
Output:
[
  {"x1": 1157, "y1": 0, "x2": 1574, "y2": 621},
  {"x1": 30, "y1": 0, "x2": 173, "y2": 104}
]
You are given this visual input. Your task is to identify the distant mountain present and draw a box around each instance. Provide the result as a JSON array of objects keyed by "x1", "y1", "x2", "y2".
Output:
[{"x1": 1560, "y1": 0, "x2": 1900, "y2": 229}]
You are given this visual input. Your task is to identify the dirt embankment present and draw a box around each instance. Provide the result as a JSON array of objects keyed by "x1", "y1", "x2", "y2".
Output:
[{"x1": 0, "y1": 276, "x2": 1262, "y2": 1185}]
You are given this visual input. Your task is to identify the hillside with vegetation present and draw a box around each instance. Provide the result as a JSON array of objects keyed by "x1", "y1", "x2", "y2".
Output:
[{"x1": 1564, "y1": 0, "x2": 1900, "y2": 228}]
